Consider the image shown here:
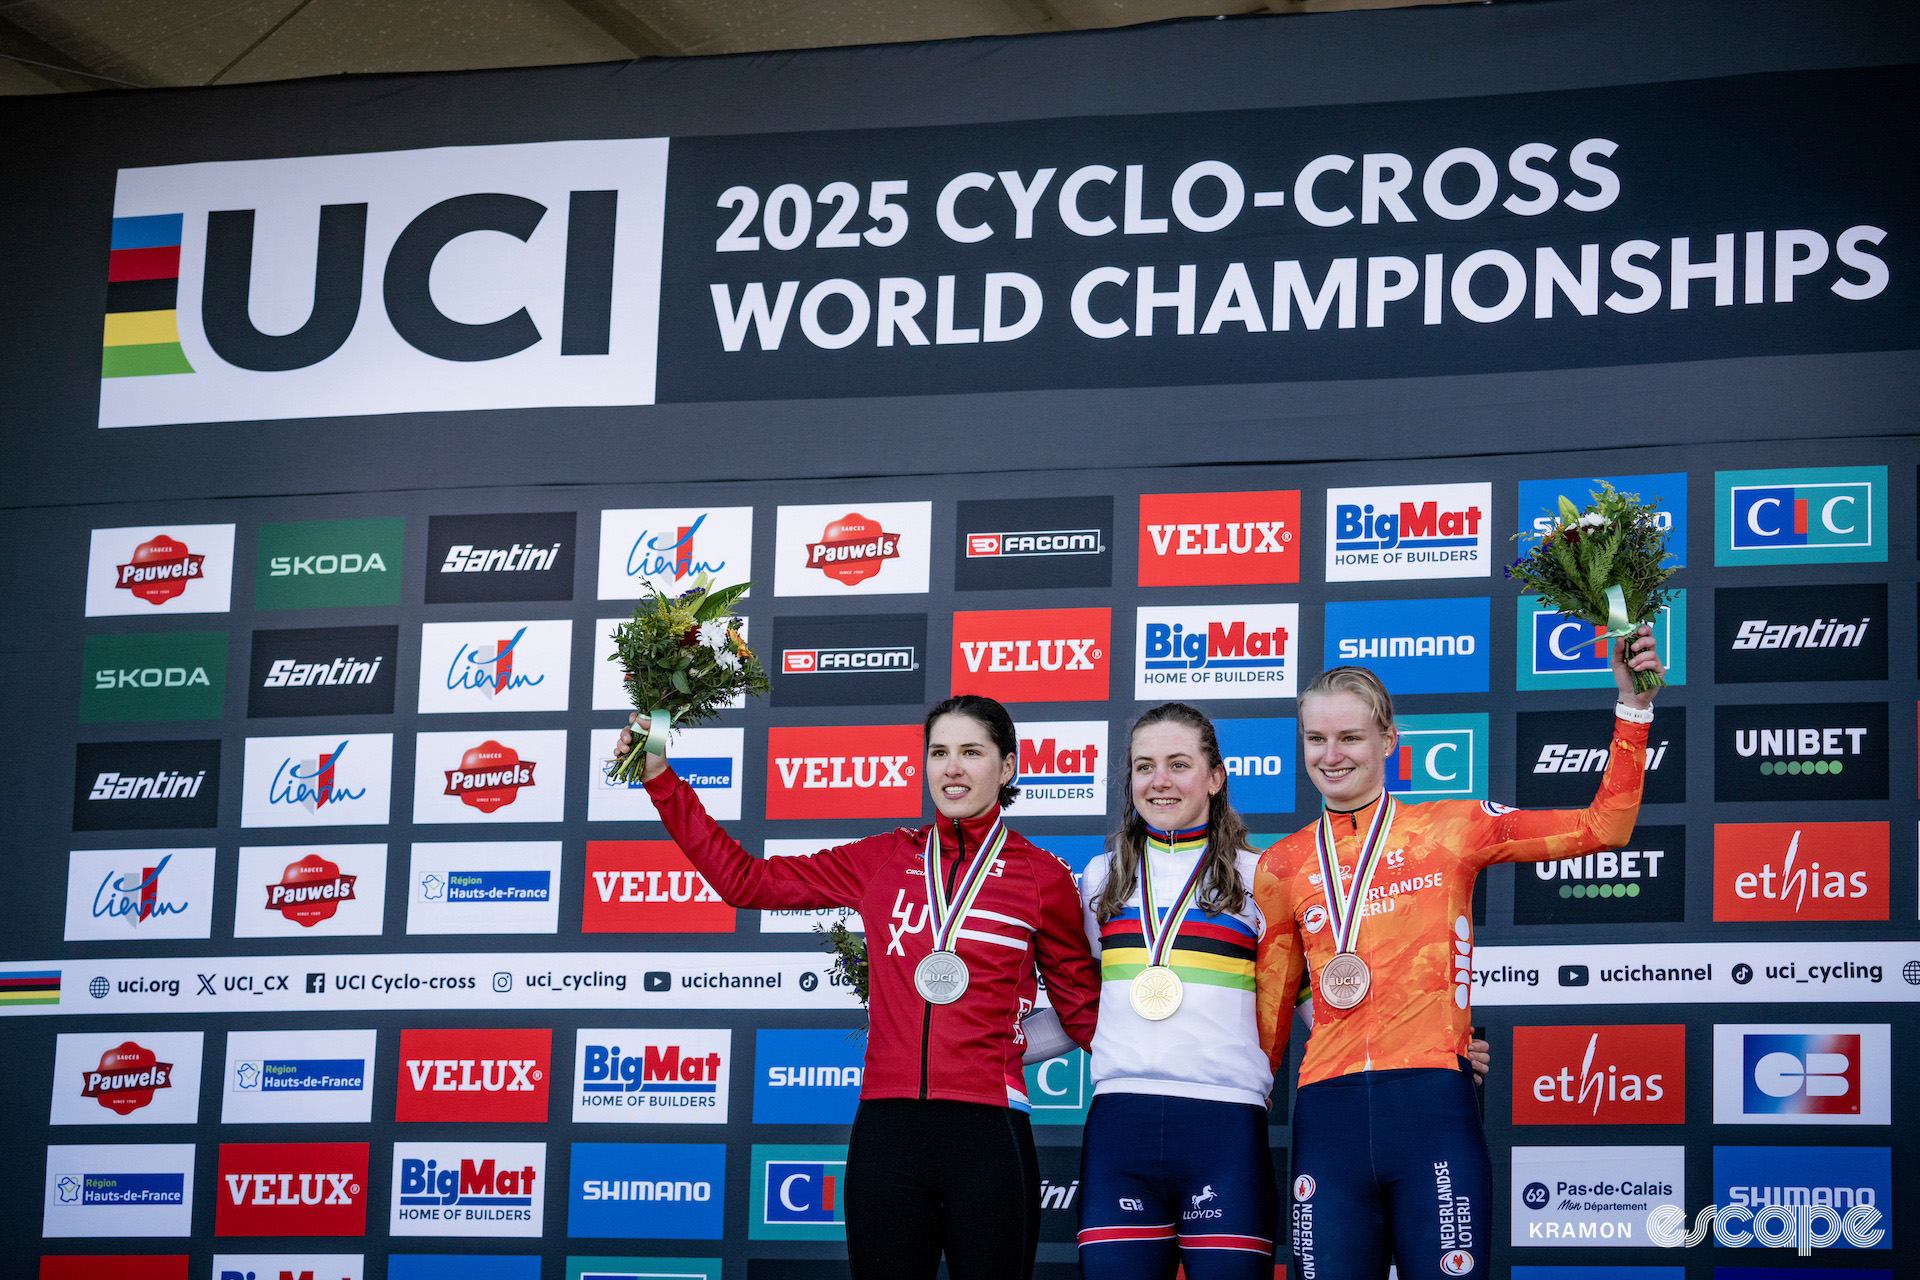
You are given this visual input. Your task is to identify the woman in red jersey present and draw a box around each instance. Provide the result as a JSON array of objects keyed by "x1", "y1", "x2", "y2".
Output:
[
  {"x1": 616, "y1": 693, "x2": 1099, "y2": 1280},
  {"x1": 1253, "y1": 628, "x2": 1662, "y2": 1280}
]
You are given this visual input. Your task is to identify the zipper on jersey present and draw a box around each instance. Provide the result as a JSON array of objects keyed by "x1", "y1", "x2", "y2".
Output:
[{"x1": 920, "y1": 815, "x2": 967, "y2": 1100}]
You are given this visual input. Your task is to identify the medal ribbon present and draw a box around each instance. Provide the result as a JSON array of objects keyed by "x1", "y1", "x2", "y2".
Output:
[
  {"x1": 1139, "y1": 825, "x2": 1212, "y2": 968},
  {"x1": 925, "y1": 816, "x2": 1010, "y2": 952},
  {"x1": 1314, "y1": 794, "x2": 1396, "y2": 955}
]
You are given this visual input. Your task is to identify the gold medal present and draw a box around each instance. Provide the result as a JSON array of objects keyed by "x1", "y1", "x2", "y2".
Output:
[
  {"x1": 1319, "y1": 951, "x2": 1371, "y2": 1010},
  {"x1": 1128, "y1": 964, "x2": 1184, "y2": 1020}
]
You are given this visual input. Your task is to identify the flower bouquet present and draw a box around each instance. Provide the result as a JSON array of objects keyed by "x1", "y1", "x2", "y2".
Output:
[
  {"x1": 605, "y1": 575, "x2": 769, "y2": 783},
  {"x1": 1507, "y1": 482, "x2": 1677, "y2": 694}
]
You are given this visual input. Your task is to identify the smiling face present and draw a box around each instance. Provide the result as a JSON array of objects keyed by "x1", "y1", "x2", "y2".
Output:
[
  {"x1": 1300, "y1": 689, "x2": 1397, "y2": 810},
  {"x1": 1129, "y1": 719, "x2": 1225, "y2": 834},
  {"x1": 925, "y1": 712, "x2": 1015, "y2": 822}
]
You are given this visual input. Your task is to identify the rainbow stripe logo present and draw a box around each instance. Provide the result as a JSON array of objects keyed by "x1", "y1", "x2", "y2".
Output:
[
  {"x1": 0, "y1": 968, "x2": 61, "y2": 1005},
  {"x1": 103, "y1": 214, "x2": 194, "y2": 378}
]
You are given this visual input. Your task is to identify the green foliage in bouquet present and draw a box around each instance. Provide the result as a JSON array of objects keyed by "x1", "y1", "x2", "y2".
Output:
[
  {"x1": 815, "y1": 919, "x2": 870, "y2": 1020},
  {"x1": 1507, "y1": 482, "x2": 1677, "y2": 694},
  {"x1": 606, "y1": 576, "x2": 769, "y2": 782}
]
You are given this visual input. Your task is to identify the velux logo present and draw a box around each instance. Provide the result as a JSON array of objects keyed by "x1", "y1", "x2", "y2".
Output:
[
  {"x1": 952, "y1": 608, "x2": 1110, "y2": 702},
  {"x1": 1512, "y1": 1025, "x2": 1684, "y2": 1125},
  {"x1": 766, "y1": 725, "x2": 922, "y2": 820},
  {"x1": 1138, "y1": 490, "x2": 1299, "y2": 586},
  {"x1": 583, "y1": 842, "x2": 733, "y2": 934},
  {"x1": 397, "y1": 1028, "x2": 550, "y2": 1123},
  {"x1": 215, "y1": 1142, "x2": 368, "y2": 1237},
  {"x1": 1713, "y1": 822, "x2": 1888, "y2": 922}
]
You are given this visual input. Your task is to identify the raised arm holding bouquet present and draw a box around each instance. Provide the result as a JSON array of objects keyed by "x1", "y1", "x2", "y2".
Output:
[{"x1": 605, "y1": 575, "x2": 768, "y2": 783}]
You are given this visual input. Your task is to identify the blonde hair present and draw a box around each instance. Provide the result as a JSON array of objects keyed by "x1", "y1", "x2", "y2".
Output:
[{"x1": 1299, "y1": 666, "x2": 1396, "y2": 735}]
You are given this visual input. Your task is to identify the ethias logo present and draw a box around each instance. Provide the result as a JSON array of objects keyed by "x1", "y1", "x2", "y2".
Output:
[
  {"x1": 1713, "y1": 822, "x2": 1888, "y2": 922},
  {"x1": 1512, "y1": 1025, "x2": 1684, "y2": 1125}
]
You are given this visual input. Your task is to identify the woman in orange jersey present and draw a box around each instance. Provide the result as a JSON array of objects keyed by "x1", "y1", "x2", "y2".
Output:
[{"x1": 1253, "y1": 627, "x2": 1662, "y2": 1280}]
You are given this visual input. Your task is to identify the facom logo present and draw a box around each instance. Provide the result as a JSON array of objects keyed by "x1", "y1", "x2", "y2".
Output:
[
  {"x1": 64, "y1": 847, "x2": 215, "y2": 942},
  {"x1": 86, "y1": 524, "x2": 236, "y2": 616},
  {"x1": 1138, "y1": 490, "x2": 1299, "y2": 587},
  {"x1": 214, "y1": 1142, "x2": 368, "y2": 1237},
  {"x1": 955, "y1": 496, "x2": 1114, "y2": 591},
  {"x1": 752, "y1": 1030, "x2": 865, "y2": 1125},
  {"x1": 1214, "y1": 717, "x2": 1295, "y2": 814},
  {"x1": 1326, "y1": 482, "x2": 1490, "y2": 581},
  {"x1": 407, "y1": 841, "x2": 563, "y2": 936},
  {"x1": 43, "y1": 1142, "x2": 195, "y2": 1238},
  {"x1": 1716, "y1": 466, "x2": 1887, "y2": 565},
  {"x1": 750, "y1": 1145, "x2": 848, "y2": 1240},
  {"x1": 770, "y1": 612, "x2": 927, "y2": 708},
  {"x1": 241, "y1": 734, "x2": 394, "y2": 829},
  {"x1": 1511, "y1": 1025, "x2": 1684, "y2": 1125},
  {"x1": 1014, "y1": 721, "x2": 1108, "y2": 816},
  {"x1": 52, "y1": 1031, "x2": 204, "y2": 1125},
  {"x1": 73, "y1": 740, "x2": 223, "y2": 832},
  {"x1": 1323, "y1": 597, "x2": 1488, "y2": 694},
  {"x1": 1517, "y1": 473, "x2": 1687, "y2": 566},
  {"x1": 588, "y1": 726, "x2": 743, "y2": 823},
  {"x1": 1715, "y1": 703, "x2": 1887, "y2": 802},
  {"x1": 568, "y1": 1143, "x2": 727, "y2": 1240},
  {"x1": 80, "y1": 631, "x2": 227, "y2": 723},
  {"x1": 1514, "y1": 825, "x2": 1685, "y2": 926},
  {"x1": 413, "y1": 731, "x2": 566, "y2": 823},
  {"x1": 1385, "y1": 715, "x2": 1487, "y2": 800},
  {"x1": 574, "y1": 1029, "x2": 732, "y2": 1124},
  {"x1": 254, "y1": 516, "x2": 405, "y2": 610},
  {"x1": 1135, "y1": 603, "x2": 1297, "y2": 699},
  {"x1": 418, "y1": 620, "x2": 572, "y2": 714},
  {"x1": 221, "y1": 1029, "x2": 377, "y2": 1125},
  {"x1": 766, "y1": 724, "x2": 923, "y2": 820},
  {"x1": 1715, "y1": 582, "x2": 1886, "y2": 683},
  {"x1": 1516, "y1": 591, "x2": 1687, "y2": 690},
  {"x1": 390, "y1": 1142, "x2": 546, "y2": 1238},
  {"x1": 773, "y1": 502, "x2": 931, "y2": 597},
  {"x1": 597, "y1": 507, "x2": 754, "y2": 599},
  {"x1": 1712, "y1": 822, "x2": 1888, "y2": 922},
  {"x1": 1711, "y1": 1144, "x2": 1891, "y2": 1250},
  {"x1": 398, "y1": 1028, "x2": 550, "y2": 1123},
  {"x1": 1712, "y1": 1024, "x2": 1891, "y2": 1125},
  {"x1": 234, "y1": 844, "x2": 386, "y2": 938},
  {"x1": 952, "y1": 607, "x2": 1110, "y2": 702},
  {"x1": 583, "y1": 842, "x2": 734, "y2": 934}
]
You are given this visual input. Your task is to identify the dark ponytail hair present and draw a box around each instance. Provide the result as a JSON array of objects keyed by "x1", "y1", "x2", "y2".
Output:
[{"x1": 923, "y1": 693, "x2": 1020, "y2": 809}]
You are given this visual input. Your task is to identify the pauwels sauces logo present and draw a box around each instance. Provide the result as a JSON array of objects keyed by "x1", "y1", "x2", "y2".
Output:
[
  {"x1": 569, "y1": 1143, "x2": 726, "y2": 1240},
  {"x1": 234, "y1": 844, "x2": 388, "y2": 938},
  {"x1": 1716, "y1": 465, "x2": 1887, "y2": 565},
  {"x1": 99, "y1": 139, "x2": 669, "y2": 428},
  {"x1": 1516, "y1": 591, "x2": 1687, "y2": 690},
  {"x1": 85, "y1": 524, "x2": 236, "y2": 615},
  {"x1": 1712, "y1": 1023, "x2": 1891, "y2": 1125},
  {"x1": 1015, "y1": 721, "x2": 1109, "y2": 817},
  {"x1": 766, "y1": 724, "x2": 922, "y2": 820},
  {"x1": 955, "y1": 496, "x2": 1114, "y2": 591},
  {"x1": 80, "y1": 631, "x2": 226, "y2": 723},
  {"x1": 597, "y1": 507, "x2": 753, "y2": 599},
  {"x1": 51, "y1": 1031, "x2": 204, "y2": 1125},
  {"x1": 773, "y1": 502, "x2": 931, "y2": 597},
  {"x1": 254, "y1": 516, "x2": 404, "y2": 610},
  {"x1": 73, "y1": 740, "x2": 221, "y2": 831},
  {"x1": 952, "y1": 608, "x2": 1110, "y2": 702},
  {"x1": 771, "y1": 613, "x2": 926, "y2": 707},
  {"x1": 397, "y1": 1028, "x2": 550, "y2": 1123},
  {"x1": 1514, "y1": 825, "x2": 1685, "y2": 926},
  {"x1": 247, "y1": 626, "x2": 399, "y2": 717},
  {"x1": 64, "y1": 847, "x2": 215, "y2": 942},
  {"x1": 1715, "y1": 582, "x2": 1887, "y2": 683},
  {"x1": 222, "y1": 1029, "x2": 378, "y2": 1125},
  {"x1": 1715, "y1": 702, "x2": 1887, "y2": 801},
  {"x1": 1326, "y1": 482, "x2": 1490, "y2": 581},
  {"x1": 573, "y1": 1029, "x2": 732, "y2": 1124},
  {"x1": 752, "y1": 1029, "x2": 864, "y2": 1124},
  {"x1": 1713, "y1": 822, "x2": 1889, "y2": 922},
  {"x1": 43, "y1": 1143, "x2": 195, "y2": 1238},
  {"x1": 1518, "y1": 472, "x2": 1688, "y2": 566},
  {"x1": 241, "y1": 733, "x2": 394, "y2": 828},
  {"x1": 1712, "y1": 1145, "x2": 1891, "y2": 1250},
  {"x1": 417, "y1": 619, "x2": 572, "y2": 714},
  {"x1": 750, "y1": 1145, "x2": 847, "y2": 1240},
  {"x1": 1323, "y1": 597, "x2": 1488, "y2": 694},
  {"x1": 1511, "y1": 1025, "x2": 1685, "y2": 1125},
  {"x1": 427, "y1": 513, "x2": 577, "y2": 605},
  {"x1": 215, "y1": 1142, "x2": 368, "y2": 1237},
  {"x1": 1138, "y1": 490, "x2": 1299, "y2": 586},
  {"x1": 582, "y1": 842, "x2": 733, "y2": 934},
  {"x1": 1385, "y1": 714, "x2": 1488, "y2": 801},
  {"x1": 407, "y1": 841, "x2": 562, "y2": 935},
  {"x1": 1134, "y1": 603, "x2": 1297, "y2": 699},
  {"x1": 588, "y1": 727, "x2": 742, "y2": 823},
  {"x1": 413, "y1": 730, "x2": 567, "y2": 823},
  {"x1": 390, "y1": 1141, "x2": 546, "y2": 1238},
  {"x1": 1515, "y1": 708, "x2": 1684, "y2": 807}
]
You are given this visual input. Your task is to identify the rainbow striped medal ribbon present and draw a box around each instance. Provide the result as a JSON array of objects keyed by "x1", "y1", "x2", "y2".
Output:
[
  {"x1": 1313, "y1": 794, "x2": 1396, "y2": 1010},
  {"x1": 1129, "y1": 825, "x2": 1212, "y2": 1021},
  {"x1": 914, "y1": 815, "x2": 1010, "y2": 1006}
]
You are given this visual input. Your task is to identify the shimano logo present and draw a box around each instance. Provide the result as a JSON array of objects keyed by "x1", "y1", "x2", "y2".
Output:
[{"x1": 1337, "y1": 633, "x2": 1475, "y2": 659}]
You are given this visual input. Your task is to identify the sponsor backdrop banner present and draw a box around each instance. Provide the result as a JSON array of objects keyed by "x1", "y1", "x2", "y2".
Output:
[{"x1": 2, "y1": 1, "x2": 1917, "y2": 1276}]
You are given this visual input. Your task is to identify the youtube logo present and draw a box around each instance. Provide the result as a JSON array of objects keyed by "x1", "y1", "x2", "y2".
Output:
[{"x1": 395, "y1": 1028, "x2": 551, "y2": 1123}]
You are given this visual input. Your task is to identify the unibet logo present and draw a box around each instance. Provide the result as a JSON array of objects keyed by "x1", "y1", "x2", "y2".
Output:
[
  {"x1": 1715, "y1": 465, "x2": 1887, "y2": 565},
  {"x1": 1515, "y1": 826, "x2": 1686, "y2": 926},
  {"x1": 255, "y1": 518, "x2": 405, "y2": 610},
  {"x1": 1715, "y1": 702, "x2": 1887, "y2": 801},
  {"x1": 80, "y1": 631, "x2": 227, "y2": 724},
  {"x1": 80, "y1": 1041, "x2": 176, "y2": 1115}
]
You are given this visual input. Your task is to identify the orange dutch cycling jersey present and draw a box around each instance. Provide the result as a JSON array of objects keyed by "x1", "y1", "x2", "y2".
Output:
[{"x1": 1253, "y1": 716, "x2": 1648, "y2": 1087}]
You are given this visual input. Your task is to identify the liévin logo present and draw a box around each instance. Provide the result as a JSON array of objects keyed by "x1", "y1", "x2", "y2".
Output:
[
  {"x1": 222, "y1": 1029, "x2": 377, "y2": 1125},
  {"x1": 397, "y1": 1027, "x2": 551, "y2": 1123},
  {"x1": 952, "y1": 607, "x2": 1110, "y2": 702},
  {"x1": 1515, "y1": 591, "x2": 1687, "y2": 690},
  {"x1": 1511, "y1": 1024, "x2": 1684, "y2": 1125},
  {"x1": 1716, "y1": 466, "x2": 1887, "y2": 565},
  {"x1": 573, "y1": 1029, "x2": 732, "y2": 1124},
  {"x1": 1326, "y1": 482, "x2": 1490, "y2": 581},
  {"x1": 413, "y1": 731, "x2": 567, "y2": 823},
  {"x1": 1138, "y1": 490, "x2": 1299, "y2": 586},
  {"x1": 1516, "y1": 708, "x2": 1684, "y2": 807},
  {"x1": 417, "y1": 619, "x2": 572, "y2": 714},
  {"x1": 770, "y1": 612, "x2": 926, "y2": 707},
  {"x1": 1714, "y1": 702, "x2": 1887, "y2": 801},
  {"x1": 214, "y1": 1142, "x2": 368, "y2": 1237},
  {"x1": 407, "y1": 841, "x2": 562, "y2": 935},
  {"x1": 390, "y1": 1142, "x2": 546, "y2": 1238},
  {"x1": 589, "y1": 727, "x2": 742, "y2": 823},
  {"x1": 955, "y1": 496, "x2": 1114, "y2": 591},
  {"x1": 241, "y1": 734, "x2": 393, "y2": 829},
  {"x1": 234, "y1": 844, "x2": 387, "y2": 938},
  {"x1": 1514, "y1": 825, "x2": 1685, "y2": 926},
  {"x1": 582, "y1": 842, "x2": 733, "y2": 934},
  {"x1": 80, "y1": 631, "x2": 227, "y2": 723},
  {"x1": 426, "y1": 513, "x2": 576, "y2": 605},
  {"x1": 766, "y1": 724, "x2": 923, "y2": 821},
  {"x1": 1134, "y1": 603, "x2": 1297, "y2": 699},
  {"x1": 51, "y1": 1031, "x2": 204, "y2": 1126},
  {"x1": 1712, "y1": 822, "x2": 1889, "y2": 922},
  {"x1": 1711, "y1": 1023, "x2": 1891, "y2": 1125},
  {"x1": 247, "y1": 625, "x2": 399, "y2": 718},
  {"x1": 1714, "y1": 582, "x2": 1886, "y2": 683},
  {"x1": 86, "y1": 524, "x2": 235, "y2": 616},
  {"x1": 74, "y1": 740, "x2": 222, "y2": 832},
  {"x1": 254, "y1": 517, "x2": 404, "y2": 610},
  {"x1": 750, "y1": 1145, "x2": 847, "y2": 1240},
  {"x1": 597, "y1": 507, "x2": 753, "y2": 600},
  {"x1": 568, "y1": 1143, "x2": 726, "y2": 1240},
  {"x1": 773, "y1": 502, "x2": 931, "y2": 597},
  {"x1": 64, "y1": 847, "x2": 215, "y2": 942},
  {"x1": 1323, "y1": 597, "x2": 1488, "y2": 694}
]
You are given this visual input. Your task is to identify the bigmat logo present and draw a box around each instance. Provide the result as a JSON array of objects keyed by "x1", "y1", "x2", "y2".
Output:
[
  {"x1": 1514, "y1": 825, "x2": 1685, "y2": 926},
  {"x1": 1512, "y1": 1025, "x2": 1684, "y2": 1125},
  {"x1": 1516, "y1": 592, "x2": 1687, "y2": 690},
  {"x1": 1134, "y1": 603, "x2": 1297, "y2": 699},
  {"x1": 100, "y1": 139, "x2": 669, "y2": 428},
  {"x1": 398, "y1": 1028, "x2": 551, "y2": 1123},
  {"x1": 569, "y1": 1143, "x2": 726, "y2": 1239},
  {"x1": 773, "y1": 502, "x2": 932, "y2": 597},
  {"x1": 255, "y1": 517, "x2": 405, "y2": 611},
  {"x1": 417, "y1": 620, "x2": 572, "y2": 714},
  {"x1": 953, "y1": 608, "x2": 1110, "y2": 702},
  {"x1": 1385, "y1": 714, "x2": 1488, "y2": 801},
  {"x1": 85, "y1": 524, "x2": 236, "y2": 615},
  {"x1": 222, "y1": 1029, "x2": 377, "y2": 1125},
  {"x1": 1713, "y1": 822, "x2": 1888, "y2": 922},
  {"x1": 582, "y1": 842, "x2": 734, "y2": 934},
  {"x1": 1509, "y1": 1145, "x2": 1682, "y2": 1247},
  {"x1": 1715, "y1": 703, "x2": 1887, "y2": 801},
  {"x1": 43, "y1": 1143, "x2": 194, "y2": 1238},
  {"x1": 241, "y1": 734, "x2": 393, "y2": 829},
  {"x1": 213, "y1": 1258, "x2": 363, "y2": 1280},
  {"x1": 750, "y1": 1145, "x2": 847, "y2": 1240},
  {"x1": 770, "y1": 612, "x2": 926, "y2": 707},
  {"x1": 73, "y1": 740, "x2": 221, "y2": 831},
  {"x1": 1324, "y1": 597, "x2": 1488, "y2": 693},
  {"x1": 955, "y1": 496, "x2": 1114, "y2": 591},
  {"x1": 1138, "y1": 489, "x2": 1299, "y2": 586},
  {"x1": 1713, "y1": 1024, "x2": 1892, "y2": 1126},
  {"x1": 1015, "y1": 721, "x2": 1109, "y2": 816},
  {"x1": 64, "y1": 847, "x2": 215, "y2": 941},
  {"x1": 413, "y1": 730, "x2": 567, "y2": 823},
  {"x1": 766, "y1": 724, "x2": 923, "y2": 820},
  {"x1": 1716, "y1": 466, "x2": 1888, "y2": 565},
  {"x1": 1518, "y1": 472, "x2": 1688, "y2": 567},
  {"x1": 51, "y1": 1031, "x2": 204, "y2": 1125},
  {"x1": 1714, "y1": 582, "x2": 1886, "y2": 683},
  {"x1": 215, "y1": 1142, "x2": 368, "y2": 1237},
  {"x1": 233, "y1": 844, "x2": 388, "y2": 938},
  {"x1": 573, "y1": 1029, "x2": 731, "y2": 1124},
  {"x1": 588, "y1": 727, "x2": 742, "y2": 823},
  {"x1": 1712, "y1": 1145, "x2": 1891, "y2": 1249},
  {"x1": 1215, "y1": 717, "x2": 1295, "y2": 814},
  {"x1": 1516, "y1": 709, "x2": 1684, "y2": 807},
  {"x1": 408, "y1": 841, "x2": 562, "y2": 935},
  {"x1": 753, "y1": 1030, "x2": 864, "y2": 1125},
  {"x1": 597, "y1": 507, "x2": 753, "y2": 599},
  {"x1": 1326, "y1": 482, "x2": 1490, "y2": 581},
  {"x1": 426, "y1": 513, "x2": 577, "y2": 605},
  {"x1": 80, "y1": 632, "x2": 226, "y2": 723},
  {"x1": 761, "y1": 839, "x2": 863, "y2": 935},
  {"x1": 390, "y1": 1142, "x2": 546, "y2": 1238},
  {"x1": 247, "y1": 626, "x2": 399, "y2": 718}
]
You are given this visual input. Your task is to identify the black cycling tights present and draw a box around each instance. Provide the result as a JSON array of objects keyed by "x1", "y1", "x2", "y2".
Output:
[{"x1": 845, "y1": 1097, "x2": 1041, "y2": 1280}]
